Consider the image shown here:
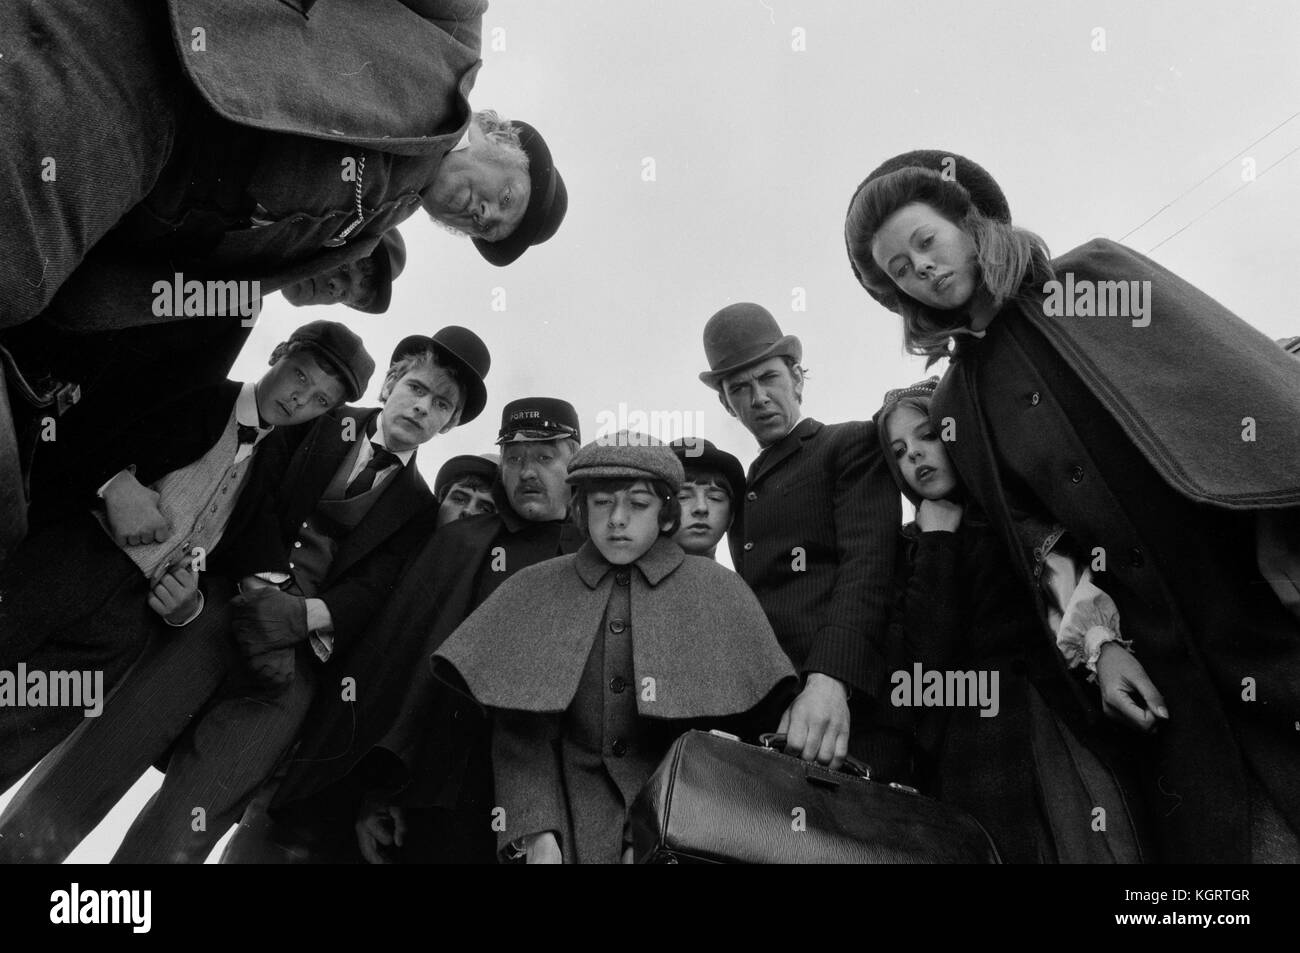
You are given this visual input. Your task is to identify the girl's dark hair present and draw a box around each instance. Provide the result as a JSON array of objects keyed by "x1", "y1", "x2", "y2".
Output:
[
  {"x1": 570, "y1": 477, "x2": 682, "y2": 539},
  {"x1": 845, "y1": 167, "x2": 1053, "y2": 365}
]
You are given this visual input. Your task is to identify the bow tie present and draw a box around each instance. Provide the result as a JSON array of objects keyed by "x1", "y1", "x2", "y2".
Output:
[{"x1": 237, "y1": 424, "x2": 262, "y2": 446}]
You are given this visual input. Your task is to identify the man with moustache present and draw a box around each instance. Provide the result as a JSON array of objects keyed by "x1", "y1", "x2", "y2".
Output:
[
  {"x1": 0, "y1": 327, "x2": 491, "y2": 864},
  {"x1": 699, "y1": 303, "x2": 905, "y2": 777},
  {"x1": 220, "y1": 397, "x2": 584, "y2": 863}
]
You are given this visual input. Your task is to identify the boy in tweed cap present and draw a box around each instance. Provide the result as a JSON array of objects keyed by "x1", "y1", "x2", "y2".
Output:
[{"x1": 434, "y1": 431, "x2": 796, "y2": 864}]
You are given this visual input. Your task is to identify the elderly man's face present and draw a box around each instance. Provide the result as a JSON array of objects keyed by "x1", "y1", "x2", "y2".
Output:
[
  {"x1": 437, "y1": 480, "x2": 497, "y2": 526},
  {"x1": 501, "y1": 439, "x2": 575, "y2": 522},
  {"x1": 282, "y1": 258, "x2": 378, "y2": 311},
  {"x1": 721, "y1": 356, "x2": 803, "y2": 448},
  {"x1": 422, "y1": 120, "x2": 531, "y2": 244}
]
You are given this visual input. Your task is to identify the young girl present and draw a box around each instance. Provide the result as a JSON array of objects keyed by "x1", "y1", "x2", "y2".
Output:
[
  {"x1": 434, "y1": 432, "x2": 796, "y2": 864},
  {"x1": 879, "y1": 378, "x2": 1151, "y2": 863},
  {"x1": 847, "y1": 151, "x2": 1300, "y2": 862}
]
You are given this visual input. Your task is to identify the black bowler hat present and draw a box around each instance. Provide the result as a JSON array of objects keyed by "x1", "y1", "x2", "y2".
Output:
[
  {"x1": 390, "y1": 326, "x2": 491, "y2": 424},
  {"x1": 473, "y1": 120, "x2": 567, "y2": 267},
  {"x1": 496, "y1": 396, "x2": 580, "y2": 445},
  {"x1": 698, "y1": 302, "x2": 802, "y2": 390},
  {"x1": 286, "y1": 320, "x2": 375, "y2": 402},
  {"x1": 434, "y1": 452, "x2": 500, "y2": 498},
  {"x1": 670, "y1": 437, "x2": 746, "y2": 505},
  {"x1": 356, "y1": 230, "x2": 408, "y2": 315}
]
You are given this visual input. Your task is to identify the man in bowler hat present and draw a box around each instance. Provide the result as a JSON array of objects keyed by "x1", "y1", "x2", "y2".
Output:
[
  {"x1": 699, "y1": 304, "x2": 904, "y2": 774},
  {"x1": 219, "y1": 396, "x2": 585, "y2": 863},
  {"x1": 1, "y1": 0, "x2": 570, "y2": 555},
  {"x1": 0, "y1": 326, "x2": 491, "y2": 864}
]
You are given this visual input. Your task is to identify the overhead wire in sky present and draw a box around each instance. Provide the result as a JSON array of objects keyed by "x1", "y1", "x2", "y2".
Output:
[
  {"x1": 1146, "y1": 141, "x2": 1300, "y2": 252},
  {"x1": 1115, "y1": 110, "x2": 1300, "y2": 248}
]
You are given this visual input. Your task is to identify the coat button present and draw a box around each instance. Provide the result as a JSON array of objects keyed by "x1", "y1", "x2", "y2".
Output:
[
  {"x1": 614, "y1": 570, "x2": 630, "y2": 587},
  {"x1": 609, "y1": 619, "x2": 626, "y2": 634},
  {"x1": 288, "y1": 561, "x2": 295, "y2": 569},
  {"x1": 1029, "y1": 392, "x2": 1041, "y2": 406},
  {"x1": 1069, "y1": 465, "x2": 1084, "y2": 484},
  {"x1": 1129, "y1": 547, "x2": 1145, "y2": 568},
  {"x1": 294, "y1": 541, "x2": 303, "y2": 549},
  {"x1": 746, "y1": 491, "x2": 758, "y2": 502},
  {"x1": 611, "y1": 739, "x2": 628, "y2": 757},
  {"x1": 743, "y1": 541, "x2": 754, "y2": 551},
  {"x1": 609, "y1": 676, "x2": 627, "y2": 694},
  {"x1": 302, "y1": 521, "x2": 309, "y2": 529},
  {"x1": 452, "y1": 708, "x2": 463, "y2": 721}
]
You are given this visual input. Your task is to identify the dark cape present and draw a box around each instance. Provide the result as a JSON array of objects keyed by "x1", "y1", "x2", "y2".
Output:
[
  {"x1": 1024, "y1": 239, "x2": 1300, "y2": 508},
  {"x1": 931, "y1": 239, "x2": 1300, "y2": 862}
]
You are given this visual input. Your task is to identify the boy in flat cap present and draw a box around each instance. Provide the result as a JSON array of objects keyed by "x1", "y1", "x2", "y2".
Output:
[
  {"x1": 0, "y1": 320, "x2": 370, "y2": 795},
  {"x1": 435, "y1": 432, "x2": 796, "y2": 864},
  {"x1": 434, "y1": 452, "x2": 501, "y2": 526},
  {"x1": 669, "y1": 437, "x2": 745, "y2": 561},
  {"x1": 0, "y1": 326, "x2": 489, "y2": 864},
  {"x1": 219, "y1": 396, "x2": 585, "y2": 864},
  {"x1": 699, "y1": 303, "x2": 904, "y2": 777}
]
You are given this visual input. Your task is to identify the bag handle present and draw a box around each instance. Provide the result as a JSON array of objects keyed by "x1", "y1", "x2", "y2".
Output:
[{"x1": 758, "y1": 733, "x2": 873, "y2": 780}]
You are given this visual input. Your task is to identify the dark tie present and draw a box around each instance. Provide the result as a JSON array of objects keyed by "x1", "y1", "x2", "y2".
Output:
[
  {"x1": 345, "y1": 444, "x2": 400, "y2": 498},
  {"x1": 237, "y1": 424, "x2": 260, "y2": 446}
]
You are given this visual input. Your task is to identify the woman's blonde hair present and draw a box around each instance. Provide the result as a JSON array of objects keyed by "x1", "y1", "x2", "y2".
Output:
[{"x1": 845, "y1": 167, "x2": 1053, "y2": 364}]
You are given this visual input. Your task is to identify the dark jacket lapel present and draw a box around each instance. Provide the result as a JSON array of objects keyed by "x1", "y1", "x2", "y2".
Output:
[
  {"x1": 328, "y1": 455, "x2": 431, "y2": 584},
  {"x1": 748, "y1": 417, "x2": 821, "y2": 487}
]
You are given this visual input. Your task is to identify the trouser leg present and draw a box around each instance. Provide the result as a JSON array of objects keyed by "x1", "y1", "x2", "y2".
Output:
[
  {"x1": 112, "y1": 656, "x2": 319, "y2": 863},
  {"x1": 0, "y1": 575, "x2": 237, "y2": 860}
]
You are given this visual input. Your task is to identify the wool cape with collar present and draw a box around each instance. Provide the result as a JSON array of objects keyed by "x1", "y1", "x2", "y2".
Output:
[
  {"x1": 435, "y1": 536, "x2": 797, "y2": 718},
  {"x1": 945, "y1": 238, "x2": 1300, "y2": 509}
]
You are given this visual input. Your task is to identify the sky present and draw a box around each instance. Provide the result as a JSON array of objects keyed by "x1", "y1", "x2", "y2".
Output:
[{"x1": 5, "y1": 0, "x2": 1300, "y2": 861}]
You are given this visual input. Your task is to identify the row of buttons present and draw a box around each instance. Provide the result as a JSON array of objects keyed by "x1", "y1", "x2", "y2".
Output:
[{"x1": 1027, "y1": 399, "x2": 1146, "y2": 569}]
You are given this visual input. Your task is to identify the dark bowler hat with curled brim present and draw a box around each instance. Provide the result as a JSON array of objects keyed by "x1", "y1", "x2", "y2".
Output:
[
  {"x1": 390, "y1": 325, "x2": 490, "y2": 425},
  {"x1": 698, "y1": 303, "x2": 802, "y2": 391},
  {"x1": 287, "y1": 319, "x2": 375, "y2": 402},
  {"x1": 473, "y1": 120, "x2": 568, "y2": 267}
]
